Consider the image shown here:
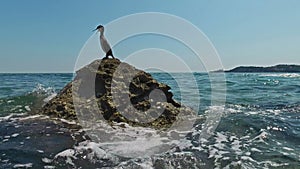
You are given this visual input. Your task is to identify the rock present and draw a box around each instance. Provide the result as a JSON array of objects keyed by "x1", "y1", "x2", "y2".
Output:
[{"x1": 41, "y1": 58, "x2": 196, "y2": 129}]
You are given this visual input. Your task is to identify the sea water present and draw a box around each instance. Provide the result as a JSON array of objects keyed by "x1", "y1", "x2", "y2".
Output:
[{"x1": 0, "y1": 73, "x2": 299, "y2": 168}]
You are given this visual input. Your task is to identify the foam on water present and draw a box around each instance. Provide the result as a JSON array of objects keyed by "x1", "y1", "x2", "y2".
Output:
[
  {"x1": 24, "y1": 105, "x2": 31, "y2": 111},
  {"x1": 47, "y1": 107, "x2": 298, "y2": 168},
  {"x1": 78, "y1": 121, "x2": 186, "y2": 158},
  {"x1": 13, "y1": 163, "x2": 33, "y2": 168},
  {"x1": 3, "y1": 102, "x2": 287, "y2": 169},
  {"x1": 32, "y1": 83, "x2": 57, "y2": 103},
  {"x1": 43, "y1": 93, "x2": 57, "y2": 103},
  {"x1": 0, "y1": 114, "x2": 14, "y2": 121},
  {"x1": 259, "y1": 73, "x2": 300, "y2": 78},
  {"x1": 54, "y1": 149, "x2": 76, "y2": 166}
]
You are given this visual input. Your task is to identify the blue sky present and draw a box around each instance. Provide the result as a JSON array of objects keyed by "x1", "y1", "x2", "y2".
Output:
[{"x1": 0, "y1": 0, "x2": 299, "y2": 72}]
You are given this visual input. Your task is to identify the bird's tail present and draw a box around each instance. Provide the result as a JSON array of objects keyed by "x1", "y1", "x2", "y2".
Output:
[{"x1": 106, "y1": 49, "x2": 115, "y2": 59}]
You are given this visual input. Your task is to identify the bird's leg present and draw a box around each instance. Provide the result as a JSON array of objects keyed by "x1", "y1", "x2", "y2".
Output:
[
  {"x1": 105, "y1": 52, "x2": 109, "y2": 59},
  {"x1": 106, "y1": 49, "x2": 115, "y2": 59}
]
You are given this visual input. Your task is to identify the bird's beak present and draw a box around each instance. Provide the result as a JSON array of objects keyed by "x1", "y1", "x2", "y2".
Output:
[{"x1": 92, "y1": 28, "x2": 97, "y2": 32}]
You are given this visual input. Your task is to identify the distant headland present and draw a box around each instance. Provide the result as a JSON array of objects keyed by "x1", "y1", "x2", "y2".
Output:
[{"x1": 214, "y1": 64, "x2": 300, "y2": 73}]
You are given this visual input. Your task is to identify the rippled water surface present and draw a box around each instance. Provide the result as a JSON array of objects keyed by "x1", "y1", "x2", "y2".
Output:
[{"x1": 0, "y1": 73, "x2": 299, "y2": 168}]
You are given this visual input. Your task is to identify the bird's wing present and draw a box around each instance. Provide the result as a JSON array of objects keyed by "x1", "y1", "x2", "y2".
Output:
[{"x1": 100, "y1": 36, "x2": 112, "y2": 53}]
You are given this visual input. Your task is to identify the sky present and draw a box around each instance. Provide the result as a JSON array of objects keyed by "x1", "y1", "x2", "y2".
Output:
[{"x1": 0, "y1": 0, "x2": 299, "y2": 72}]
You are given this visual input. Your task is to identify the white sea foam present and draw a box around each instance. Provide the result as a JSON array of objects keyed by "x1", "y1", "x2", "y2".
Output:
[
  {"x1": 41, "y1": 158, "x2": 52, "y2": 163},
  {"x1": 282, "y1": 147, "x2": 294, "y2": 151},
  {"x1": 267, "y1": 126, "x2": 284, "y2": 131},
  {"x1": 115, "y1": 158, "x2": 153, "y2": 169},
  {"x1": 37, "y1": 150, "x2": 44, "y2": 153},
  {"x1": 99, "y1": 137, "x2": 170, "y2": 158},
  {"x1": 32, "y1": 83, "x2": 57, "y2": 103},
  {"x1": 201, "y1": 129, "x2": 294, "y2": 169},
  {"x1": 24, "y1": 105, "x2": 31, "y2": 112},
  {"x1": 76, "y1": 141, "x2": 114, "y2": 160},
  {"x1": 257, "y1": 160, "x2": 289, "y2": 167},
  {"x1": 55, "y1": 149, "x2": 75, "y2": 158},
  {"x1": 7, "y1": 100, "x2": 14, "y2": 103},
  {"x1": 0, "y1": 114, "x2": 14, "y2": 121},
  {"x1": 90, "y1": 124, "x2": 171, "y2": 158},
  {"x1": 43, "y1": 93, "x2": 57, "y2": 103},
  {"x1": 259, "y1": 73, "x2": 300, "y2": 78},
  {"x1": 58, "y1": 118, "x2": 78, "y2": 125},
  {"x1": 53, "y1": 141, "x2": 119, "y2": 166},
  {"x1": 249, "y1": 130, "x2": 269, "y2": 143},
  {"x1": 14, "y1": 114, "x2": 47, "y2": 121},
  {"x1": 77, "y1": 115, "x2": 203, "y2": 158},
  {"x1": 11, "y1": 133, "x2": 19, "y2": 137},
  {"x1": 216, "y1": 132, "x2": 228, "y2": 143},
  {"x1": 54, "y1": 149, "x2": 76, "y2": 166},
  {"x1": 13, "y1": 163, "x2": 33, "y2": 168},
  {"x1": 250, "y1": 148, "x2": 262, "y2": 152}
]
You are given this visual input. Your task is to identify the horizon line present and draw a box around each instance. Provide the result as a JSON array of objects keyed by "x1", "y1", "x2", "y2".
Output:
[{"x1": 1, "y1": 63, "x2": 299, "y2": 74}]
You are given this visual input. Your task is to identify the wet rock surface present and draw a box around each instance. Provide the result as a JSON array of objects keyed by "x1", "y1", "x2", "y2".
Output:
[{"x1": 41, "y1": 58, "x2": 195, "y2": 129}]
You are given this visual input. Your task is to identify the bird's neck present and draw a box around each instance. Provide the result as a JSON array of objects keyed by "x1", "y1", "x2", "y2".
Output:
[{"x1": 100, "y1": 31, "x2": 104, "y2": 36}]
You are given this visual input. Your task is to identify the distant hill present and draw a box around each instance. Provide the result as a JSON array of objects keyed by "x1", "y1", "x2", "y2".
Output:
[
  {"x1": 212, "y1": 64, "x2": 300, "y2": 73},
  {"x1": 223, "y1": 64, "x2": 300, "y2": 73}
]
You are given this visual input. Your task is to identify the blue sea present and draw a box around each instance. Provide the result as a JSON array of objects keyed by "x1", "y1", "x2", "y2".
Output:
[{"x1": 0, "y1": 73, "x2": 299, "y2": 169}]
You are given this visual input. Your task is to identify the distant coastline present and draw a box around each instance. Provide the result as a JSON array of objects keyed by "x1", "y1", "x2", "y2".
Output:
[{"x1": 213, "y1": 64, "x2": 300, "y2": 73}]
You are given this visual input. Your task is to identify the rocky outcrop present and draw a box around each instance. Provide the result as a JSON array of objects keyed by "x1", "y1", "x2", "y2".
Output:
[{"x1": 41, "y1": 58, "x2": 195, "y2": 129}]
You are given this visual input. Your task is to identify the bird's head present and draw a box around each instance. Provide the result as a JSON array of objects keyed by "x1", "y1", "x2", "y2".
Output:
[{"x1": 93, "y1": 25, "x2": 104, "y2": 32}]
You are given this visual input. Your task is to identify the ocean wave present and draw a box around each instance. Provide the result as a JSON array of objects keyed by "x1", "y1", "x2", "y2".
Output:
[
  {"x1": 48, "y1": 102, "x2": 298, "y2": 168},
  {"x1": 50, "y1": 125, "x2": 299, "y2": 169},
  {"x1": 259, "y1": 73, "x2": 300, "y2": 78},
  {"x1": 0, "y1": 84, "x2": 58, "y2": 117},
  {"x1": 1, "y1": 109, "x2": 299, "y2": 169},
  {"x1": 32, "y1": 83, "x2": 57, "y2": 103}
]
